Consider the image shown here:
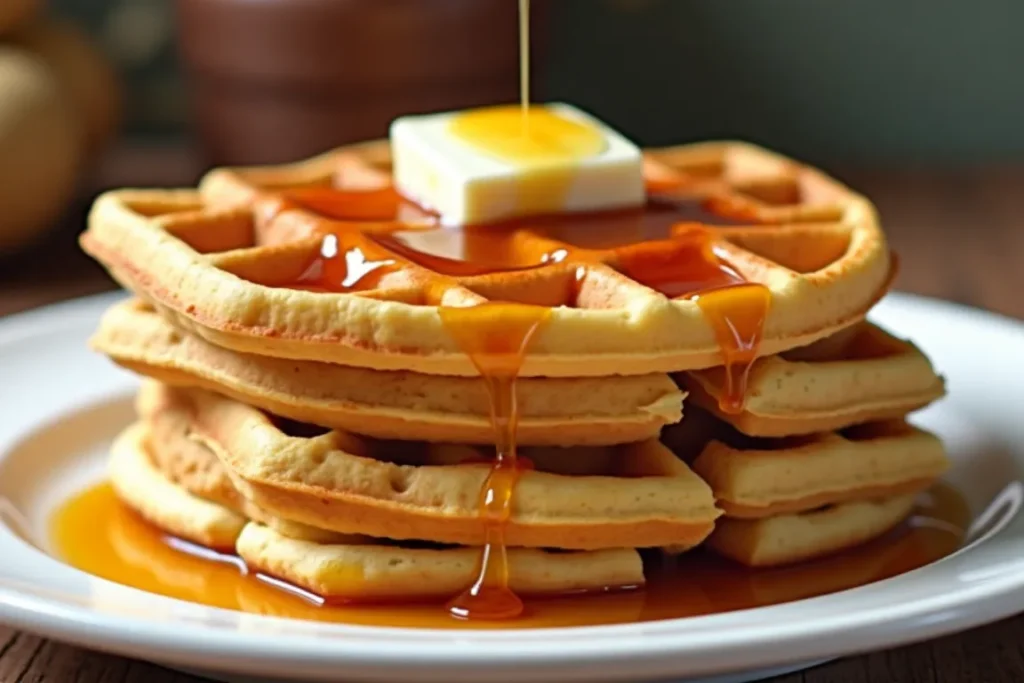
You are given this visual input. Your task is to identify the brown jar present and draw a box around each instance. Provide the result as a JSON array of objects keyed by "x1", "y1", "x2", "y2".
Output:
[{"x1": 174, "y1": 0, "x2": 547, "y2": 166}]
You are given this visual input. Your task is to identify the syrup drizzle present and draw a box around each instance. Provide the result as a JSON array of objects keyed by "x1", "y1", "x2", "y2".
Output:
[
  {"x1": 614, "y1": 228, "x2": 770, "y2": 413},
  {"x1": 693, "y1": 286, "x2": 771, "y2": 414},
  {"x1": 519, "y1": 0, "x2": 530, "y2": 133},
  {"x1": 280, "y1": 194, "x2": 772, "y2": 618},
  {"x1": 285, "y1": 213, "x2": 770, "y2": 610},
  {"x1": 437, "y1": 303, "x2": 551, "y2": 620}
]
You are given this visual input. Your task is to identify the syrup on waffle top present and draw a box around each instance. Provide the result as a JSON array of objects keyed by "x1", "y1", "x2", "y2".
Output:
[{"x1": 80, "y1": 103, "x2": 894, "y2": 387}]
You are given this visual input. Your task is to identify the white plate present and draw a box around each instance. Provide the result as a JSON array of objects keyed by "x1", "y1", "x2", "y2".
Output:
[{"x1": 1, "y1": 290, "x2": 1023, "y2": 683}]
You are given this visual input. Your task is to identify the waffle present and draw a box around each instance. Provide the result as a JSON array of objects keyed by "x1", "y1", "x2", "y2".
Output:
[
  {"x1": 92, "y1": 298, "x2": 683, "y2": 446},
  {"x1": 705, "y1": 493, "x2": 918, "y2": 567},
  {"x1": 109, "y1": 421, "x2": 246, "y2": 552},
  {"x1": 138, "y1": 381, "x2": 720, "y2": 551},
  {"x1": 79, "y1": 140, "x2": 893, "y2": 377},
  {"x1": 235, "y1": 524, "x2": 643, "y2": 603},
  {"x1": 141, "y1": 389, "x2": 351, "y2": 545},
  {"x1": 662, "y1": 405, "x2": 949, "y2": 565},
  {"x1": 683, "y1": 417, "x2": 948, "y2": 519},
  {"x1": 679, "y1": 321, "x2": 946, "y2": 436},
  {"x1": 110, "y1": 419, "x2": 646, "y2": 600}
]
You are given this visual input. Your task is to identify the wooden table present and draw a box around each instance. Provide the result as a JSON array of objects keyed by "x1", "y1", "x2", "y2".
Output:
[{"x1": 1, "y1": 167, "x2": 1023, "y2": 682}]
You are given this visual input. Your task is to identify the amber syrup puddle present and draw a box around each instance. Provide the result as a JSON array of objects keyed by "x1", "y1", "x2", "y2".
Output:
[{"x1": 50, "y1": 481, "x2": 969, "y2": 629}]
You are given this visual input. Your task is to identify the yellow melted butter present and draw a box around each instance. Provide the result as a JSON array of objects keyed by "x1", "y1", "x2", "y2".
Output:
[
  {"x1": 447, "y1": 105, "x2": 608, "y2": 221},
  {"x1": 448, "y1": 105, "x2": 606, "y2": 166}
]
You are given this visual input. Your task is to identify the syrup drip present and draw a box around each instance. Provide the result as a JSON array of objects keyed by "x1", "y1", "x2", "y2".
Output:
[
  {"x1": 694, "y1": 286, "x2": 771, "y2": 414},
  {"x1": 614, "y1": 228, "x2": 770, "y2": 414},
  {"x1": 49, "y1": 481, "x2": 970, "y2": 629},
  {"x1": 291, "y1": 217, "x2": 769, "y2": 416},
  {"x1": 437, "y1": 302, "x2": 551, "y2": 620},
  {"x1": 519, "y1": 0, "x2": 530, "y2": 133}
]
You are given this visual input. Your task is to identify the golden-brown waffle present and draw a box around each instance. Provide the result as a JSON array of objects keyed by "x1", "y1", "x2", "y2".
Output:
[
  {"x1": 110, "y1": 420, "x2": 646, "y2": 600},
  {"x1": 109, "y1": 422, "x2": 246, "y2": 551},
  {"x1": 140, "y1": 387, "x2": 354, "y2": 545},
  {"x1": 80, "y1": 140, "x2": 892, "y2": 377},
  {"x1": 138, "y1": 381, "x2": 720, "y2": 551},
  {"x1": 235, "y1": 524, "x2": 643, "y2": 603},
  {"x1": 93, "y1": 298, "x2": 684, "y2": 446},
  {"x1": 662, "y1": 406, "x2": 949, "y2": 565},
  {"x1": 705, "y1": 494, "x2": 918, "y2": 567},
  {"x1": 679, "y1": 321, "x2": 946, "y2": 436},
  {"x1": 682, "y1": 418, "x2": 948, "y2": 519}
]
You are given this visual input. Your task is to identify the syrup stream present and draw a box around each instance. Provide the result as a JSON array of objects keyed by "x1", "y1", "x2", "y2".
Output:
[
  {"x1": 439, "y1": 303, "x2": 550, "y2": 620},
  {"x1": 519, "y1": 0, "x2": 530, "y2": 135}
]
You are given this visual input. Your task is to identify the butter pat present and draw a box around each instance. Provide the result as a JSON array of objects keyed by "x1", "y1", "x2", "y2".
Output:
[{"x1": 390, "y1": 103, "x2": 645, "y2": 226}]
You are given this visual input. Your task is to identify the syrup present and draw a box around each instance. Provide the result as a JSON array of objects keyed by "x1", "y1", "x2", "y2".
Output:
[
  {"x1": 255, "y1": 187, "x2": 435, "y2": 243},
  {"x1": 446, "y1": 0, "x2": 604, "y2": 222},
  {"x1": 534, "y1": 194, "x2": 755, "y2": 248},
  {"x1": 292, "y1": 232, "x2": 401, "y2": 292},
  {"x1": 613, "y1": 229, "x2": 770, "y2": 414},
  {"x1": 370, "y1": 229, "x2": 550, "y2": 277},
  {"x1": 276, "y1": 172, "x2": 773, "y2": 621},
  {"x1": 282, "y1": 186, "x2": 419, "y2": 223},
  {"x1": 50, "y1": 481, "x2": 970, "y2": 629},
  {"x1": 693, "y1": 285, "x2": 771, "y2": 414},
  {"x1": 436, "y1": 302, "x2": 552, "y2": 620},
  {"x1": 519, "y1": 0, "x2": 530, "y2": 132},
  {"x1": 283, "y1": 191, "x2": 757, "y2": 282}
]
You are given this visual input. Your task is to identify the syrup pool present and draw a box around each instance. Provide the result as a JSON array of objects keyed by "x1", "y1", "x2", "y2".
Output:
[{"x1": 50, "y1": 481, "x2": 968, "y2": 630}]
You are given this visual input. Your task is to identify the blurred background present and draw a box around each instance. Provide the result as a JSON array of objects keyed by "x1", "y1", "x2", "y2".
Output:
[{"x1": 0, "y1": 0, "x2": 1021, "y2": 316}]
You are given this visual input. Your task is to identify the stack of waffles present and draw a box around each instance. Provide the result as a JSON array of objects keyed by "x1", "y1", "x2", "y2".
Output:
[{"x1": 79, "y1": 134, "x2": 948, "y2": 613}]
